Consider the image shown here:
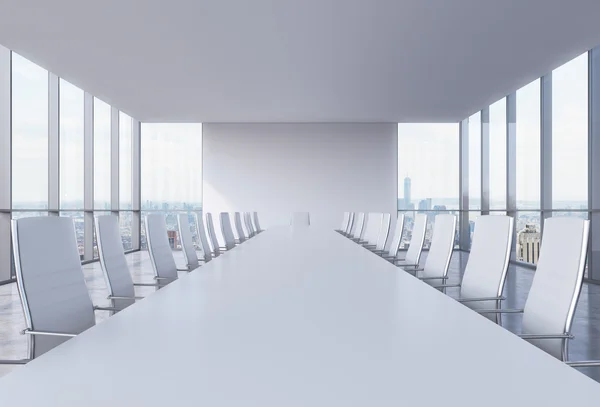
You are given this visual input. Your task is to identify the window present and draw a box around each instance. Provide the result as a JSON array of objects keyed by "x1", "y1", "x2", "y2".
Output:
[
  {"x1": 489, "y1": 98, "x2": 506, "y2": 210},
  {"x1": 516, "y1": 79, "x2": 541, "y2": 209},
  {"x1": 59, "y1": 79, "x2": 84, "y2": 209},
  {"x1": 468, "y1": 112, "x2": 481, "y2": 210},
  {"x1": 12, "y1": 53, "x2": 48, "y2": 210},
  {"x1": 94, "y1": 98, "x2": 111, "y2": 210},
  {"x1": 141, "y1": 124, "x2": 203, "y2": 211},
  {"x1": 397, "y1": 124, "x2": 459, "y2": 211},
  {"x1": 119, "y1": 112, "x2": 132, "y2": 210},
  {"x1": 552, "y1": 53, "x2": 588, "y2": 210}
]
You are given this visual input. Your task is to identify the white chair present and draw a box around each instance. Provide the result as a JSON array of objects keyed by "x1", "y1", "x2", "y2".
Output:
[
  {"x1": 194, "y1": 212, "x2": 214, "y2": 262},
  {"x1": 432, "y1": 215, "x2": 513, "y2": 323},
  {"x1": 347, "y1": 212, "x2": 365, "y2": 241},
  {"x1": 384, "y1": 213, "x2": 427, "y2": 270},
  {"x1": 145, "y1": 214, "x2": 179, "y2": 285},
  {"x1": 252, "y1": 212, "x2": 263, "y2": 234},
  {"x1": 366, "y1": 213, "x2": 391, "y2": 252},
  {"x1": 220, "y1": 212, "x2": 237, "y2": 250},
  {"x1": 206, "y1": 213, "x2": 224, "y2": 255},
  {"x1": 177, "y1": 213, "x2": 201, "y2": 271},
  {"x1": 359, "y1": 213, "x2": 384, "y2": 247},
  {"x1": 342, "y1": 212, "x2": 355, "y2": 237},
  {"x1": 96, "y1": 215, "x2": 161, "y2": 312},
  {"x1": 244, "y1": 212, "x2": 256, "y2": 238},
  {"x1": 336, "y1": 212, "x2": 351, "y2": 234},
  {"x1": 413, "y1": 214, "x2": 457, "y2": 283},
  {"x1": 291, "y1": 212, "x2": 310, "y2": 226},
  {"x1": 479, "y1": 217, "x2": 589, "y2": 362},
  {"x1": 374, "y1": 214, "x2": 405, "y2": 259},
  {"x1": 11, "y1": 217, "x2": 115, "y2": 360},
  {"x1": 234, "y1": 212, "x2": 247, "y2": 243}
]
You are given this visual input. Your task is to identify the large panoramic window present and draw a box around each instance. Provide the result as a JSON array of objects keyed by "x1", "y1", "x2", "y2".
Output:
[
  {"x1": 94, "y1": 98, "x2": 111, "y2": 210},
  {"x1": 397, "y1": 124, "x2": 459, "y2": 249},
  {"x1": 516, "y1": 79, "x2": 541, "y2": 210},
  {"x1": 12, "y1": 53, "x2": 48, "y2": 210},
  {"x1": 552, "y1": 53, "x2": 588, "y2": 211},
  {"x1": 516, "y1": 79, "x2": 541, "y2": 264},
  {"x1": 468, "y1": 112, "x2": 481, "y2": 210},
  {"x1": 489, "y1": 98, "x2": 506, "y2": 210},
  {"x1": 141, "y1": 123, "x2": 203, "y2": 212},
  {"x1": 119, "y1": 112, "x2": 133, "y2": 210},
  {"x1": 59, "y1": 79, "x2": 84, "y2": 209}
]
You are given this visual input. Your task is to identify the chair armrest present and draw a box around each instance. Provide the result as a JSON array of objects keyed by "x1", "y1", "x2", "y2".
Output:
[
  {"x1": 133, "y1": 282, "x2": 163, "y2": 287},
  {"x1": 0, "y1": 359, "x2": 29, "y2": 365},
  {"x1": 476, "y1": 309, "x2": 524, "y2": 314},
  {"x1": 419, "y1": 276, "x2": 447, "y2": 280},
  {"x1": 519, "y1": 333, "x2": 573, "y2": 340},
  {"x1": 94, "y1": 305, "x2": 121, "y2": 312},
  {"x1": 457, "y1": 296, "x2": 505, "y2": 303},
  {"x1": 567, "y1": 360, "x2": 600, "y2": 368},
  {"x1": 108, "y1": 295, "x2": 144, "y2": 300},
  {"x1": 154, "y1": 276, "x2": 177, "y2": 281},
  {"x1": 430, "y1": 283, "x2": 461, "y2": 289},
  {"x1": 21, "y1": 329, "x2": 77, "y2": 338}
]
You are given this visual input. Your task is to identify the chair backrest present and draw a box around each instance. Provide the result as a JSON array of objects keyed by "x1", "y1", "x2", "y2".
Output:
[
  {"x1": 95, "y1": 215, "x2": 136, "y2": 312},
  {"x1": 362, "y1": 213, "x2": 383, "y2": 245},
  {"x1": 12, "y1": 217, "x2": 96, "y2": 359},
  {"x1": 522, "y1": 217, "x2": 589, "y2": 360},
  {"x1": 375, "y1": 213, "x2": 391, "y2": 251},
  {"x1": 405, "y1": 213, "x2": 428, "y2": 265},
  {"x1": 291, "y1": 212, "x2": 310, "y2": 226},
  {"x1": 386, "y1": 214, "x2": 405, "y2": 258},
  {"x1": 234, "y1": 212, "x2": 247, "y2": 243},
  {"x1": 145, "y1": 214, "x2": 179, "y2": 281},
  {"x1": 345, "y1": 212, "x2": 355, "y2": 234},
  {"x1": 339, "y1": 212, "x2": 350, "y2": 231},
  {"x1": 420, "y1": 214, "x2": 457, "y2": 279},
  {"x1": 177, "y1": 213, "x2": 200, "y2": 270},
  {"x1": 253, "y1": 212, "x2": 263, "y2": 233},
  {"x1": 459, "y1": 215, "x2": 513, "y2": 313},
  {"x1": 206, "y1": 213, "x2": 221, "y2": 256},
  {"x1": 194, "y1": 213, "x2": 213, "y2": 262},
  {"x1": 350, "y1": 212, "x2": 366, "y2": 239},
  {"x1": 220, "y1": 212, "x2": 237, "y2": 250},
  {"x1": 244, "y1": 212, "x2": 255, "y2": 237}
]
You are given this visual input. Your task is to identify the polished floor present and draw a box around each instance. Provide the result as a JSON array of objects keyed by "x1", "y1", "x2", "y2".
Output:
[{"x1": 1, "y1": 250, "x2": 600, "y2": 381}]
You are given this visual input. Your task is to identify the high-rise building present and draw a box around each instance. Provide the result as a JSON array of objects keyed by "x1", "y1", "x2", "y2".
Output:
[
  {"x1": 517, "y1": 224, "x2": 541, "y2": 264},
  {"x1": 403, "y1": 177, "x2": 411, "y2": 209},
  {"x1": 418, "y1": 198, "x2": 432, "y2": 212}
]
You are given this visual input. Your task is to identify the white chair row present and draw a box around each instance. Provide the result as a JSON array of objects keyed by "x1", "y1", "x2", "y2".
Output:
[
  {"x1": 395, "y1": 213, "x2": 589, "y2": 366},
  {"x1": 198, "y1": 211, "x2": 263, "y2": 261}
]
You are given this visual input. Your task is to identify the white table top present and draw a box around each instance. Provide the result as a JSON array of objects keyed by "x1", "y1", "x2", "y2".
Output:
[{"x1": 0, "y1": 226, "x2": 599, "y2": 405}]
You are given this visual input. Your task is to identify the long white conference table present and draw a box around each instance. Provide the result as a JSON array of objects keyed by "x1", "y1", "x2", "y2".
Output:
[{"x1": 0, "y1": 226, "x2": 599, "y2": 405}]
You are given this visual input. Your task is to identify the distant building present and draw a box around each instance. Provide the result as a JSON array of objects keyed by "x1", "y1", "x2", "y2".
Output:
[
  {"x1": 403, "y1": 177, "x2": 411, "y2": 209},
  {"x1": 418, "y1": 198, "x2": 432, "y2": 212},
  {"x1": 433, "y1": 205, "x2": 447, "y2": 212},
  {"x1": 167, "y1": 230, "x2": 179, "y2": 249},
  {"x1": 517, "y1": 224, "x2": 541, "y2": 264}
]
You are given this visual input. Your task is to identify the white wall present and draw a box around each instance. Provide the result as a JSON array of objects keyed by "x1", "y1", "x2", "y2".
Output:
[{"x1": 203, "y1": 123, "x2": 397, "y2": 230}]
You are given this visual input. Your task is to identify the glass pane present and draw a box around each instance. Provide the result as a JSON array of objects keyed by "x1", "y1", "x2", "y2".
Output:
[
  {"x1": 119, "y1": 112, "x2": 132, "y2": 210},
  {"x1": 397, "y1": 124, "x2": 459, "y2": 210},
  {"x1": 59, "y1": 79, "x2": 84, "y2": 209},
  {"x1": 552, "y1": 53, "x2": 588, "y2": 210},
  {"x1": 94, "y1": 98, "x2": 111, "y2": 210},
  {"x1": 516, "y1": 79, "x2": 541, "y2": 209},
  {"x1": 468, "y1": 211, "x2": 481, "y2": 249},
  {"x1": 489, "y1": 98, "x2": 507, "y2": 209},
  {"x1": 92, "y1": 211, "x2": 112, "y2": 258},
  {"x1": 398, "y1": 210, "x2": 414, "y2": 250},
  {"x1": 12, "y1": 53, "x2": 48, "y2": 210},
  {"x1": 516, "y1": 211, "x2": 542, "y2": 265},
  {"x1": 119, "y1": 211, "x2": 134, "y2": 251},
  {"x1": 468, "y1": 113, "x2": 481, "y2": 210},
  {"x1": 141, "y1": 124, "x2": 203, "y2": 211},
  {"x1": 60, "y1": 212, "x2": 85, "y2": 258}
]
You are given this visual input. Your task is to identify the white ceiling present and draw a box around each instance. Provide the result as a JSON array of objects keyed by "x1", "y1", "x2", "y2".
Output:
[{"x1": 0, "y1": 0, "x2": 599, "y2": 123}]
